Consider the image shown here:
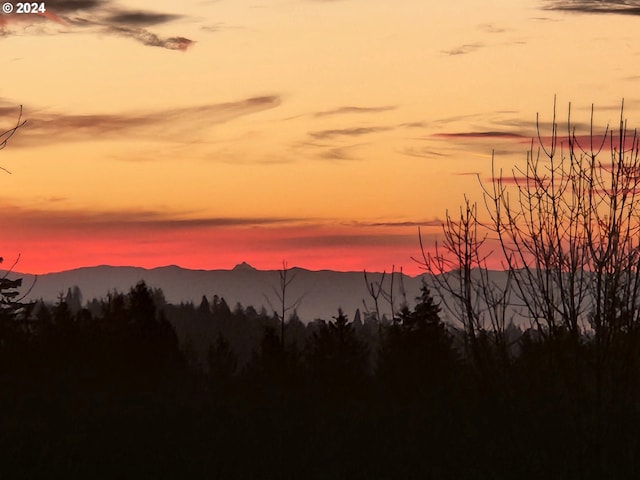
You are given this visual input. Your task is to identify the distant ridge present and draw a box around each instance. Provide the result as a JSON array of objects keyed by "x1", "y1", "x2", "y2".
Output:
[{"x1": 3, "y1": 264, "x2": 426, "y2": 323}]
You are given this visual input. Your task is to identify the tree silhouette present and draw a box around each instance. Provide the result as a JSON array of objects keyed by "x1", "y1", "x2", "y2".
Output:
[
  {"x1": 64, "y1": 286, "x2": 83, "y2": 314},
  {"x1": 306, "y1": 308, "x2": 368, "y2": 396},
  {"x1": 197, "y1": 294, "x2": 211, "y2": 315},
  {"x1": 378, "y1": 282, "x2": 457, "y2": 399},
  {"x1": 96, "y1": 282, "x2": 183, "y2": 390},
  {"x1": 265, "y1": 261, "x2": 304, "y2": 353}
]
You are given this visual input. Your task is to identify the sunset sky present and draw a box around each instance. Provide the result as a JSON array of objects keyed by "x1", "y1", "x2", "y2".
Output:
[{"x1": 1, "y1": 0, "x2": 640, "y2": 275}]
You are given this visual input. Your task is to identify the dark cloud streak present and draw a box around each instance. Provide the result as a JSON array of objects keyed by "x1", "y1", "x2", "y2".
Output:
[
  {"x1": 442, "y1": 42, "x2": 484, "y2": 55},
  {"x1": 105, "y1": 11, "x2": 182, "y2": 26},
  {"x1": 314, "y1": 105, "x2": 397, "y2": 117},
  {"x1": 399, "y1": 146, "x2": 448, "y2": 159},
  {"x1": 544, "y1": 0, "x2": 640, "y2": 16},
  {"x1": 105, "y1": 25, "x2": 193, "y2": 50},
  {"x1": 0, "y1": 202, "x2": 300, "y2": 233},
  {"x1": 309, "y1": 126, "x2": 393, "y2": 139},
  {"x1": 357, "y1": 220, "x2": 443, "y2": 228},
  {"x1": 434, "y1": 131, "x2": 528, "y2": 140}
]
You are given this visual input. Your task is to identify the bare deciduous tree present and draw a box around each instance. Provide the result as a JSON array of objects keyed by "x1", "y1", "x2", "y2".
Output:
[
  {"x1": 415, "y1": 198, "x2": 514, "y2": 373},
  {"x1": 265, "y1": 260, "x2": 304, "y2": 351},
  {"x1": 0, "y1": 105, "x2": 26, "y2": 173},
  {"x1": 417, "y1": 99, "x2": 640, "y2": 472},
  {"x1": 418, "y1": 99, "x2": 640, "y2": 347},
  {"x1": 1, "y1": 106, "x2": 32, "y2": 319}
]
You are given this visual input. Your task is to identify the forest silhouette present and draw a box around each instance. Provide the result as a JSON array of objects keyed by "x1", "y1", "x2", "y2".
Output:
[
  {"x1": 3, "y1": 103, "x2": 640, "y2": 478},
  {"x1": 3, "y1": 278, "x2": 638, "y2": 479}
]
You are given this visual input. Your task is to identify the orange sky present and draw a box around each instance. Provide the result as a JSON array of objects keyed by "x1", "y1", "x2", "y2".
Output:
[{"x1": 1, "y1": 0, "x2": 640, "y2": 275}]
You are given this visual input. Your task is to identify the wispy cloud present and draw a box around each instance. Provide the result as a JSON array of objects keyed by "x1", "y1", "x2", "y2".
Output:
[
  {"x1": 491, "y1": 118, "x2": 591, "y2": 132},
  {"x1": 1, "y1": 0, "x2": 194, "y2": 50},
  {"x1": 4, "y1": 96, "x2": 281, "y2": 147},
  {"x1": 103, "y1": 25, "x2": 192, "y2": 50},
  {"x1": 314, "y1": 105, "x2": 397, "y2": 117},
  {"x1": 432, "y1": 110, "x2": 519, "y2": 126},
  {"x1": 442, "y1": 42, "x2": 485, "y2": 56},
  {"x1": 529, "y1": 16, "x2": 562, "y2": 21},
  {"x1": 433, "y1": 131, "x2": 528, "y2": 140},
  {"x1": 0, "y1": 201, "x2": 299, "y2": 234},
  {"x1": 434, "y1": 126, "x2": 640, "y2": 154},
  {"x1": 289, "y1": 139, "x2": 367, "y2": 162},
  {"x1": 351, "y1": 220, "x2": 444, "y2": 228},
  {"x1": 318, "y1": 144, "x2": 364, "y2": 161},
  {"x1": 398, "y1": 146, "x2": 448, "y2": 159},
  {"x1": 442, "y1": 24, "x2": 526, "y2": 57},
  {"x1": 399, "y1": 121, "x2": 428, "y2": 129},
  {"x1": 309, "y1": 126, "x2": 393, "y2": 139},
  {"x1": 478, "y1": 23, "x2": 508, "y2": 33}
]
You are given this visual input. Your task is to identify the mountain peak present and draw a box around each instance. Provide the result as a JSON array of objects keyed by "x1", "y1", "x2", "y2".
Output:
[{"x1": 232, "y1": 262, "x2": 256, "y2": 271}]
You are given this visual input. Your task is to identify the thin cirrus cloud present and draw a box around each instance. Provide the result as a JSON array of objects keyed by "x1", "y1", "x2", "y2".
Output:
[
  {"x1": 399, "y1": 122, "x2": 428, "y2": 129},
  {"x1": 101, "y1": 25, "x2": 192, "y2": 50},
  {"x1": 4, "y1": 96, "x2": 281, "y2": 147},
  {"x1": 3, "y1": 200, "x2": 439, "y2": 240},
  {"x1": 0, "y1": 0, "x2": 194, "y2": 51},
  {"x1": 313, "y1": 106, "x2": 397, "y2": 118},
  {"x1": 430, "y1": 130, "x2": 532, "y2": 154},
  {"x1": 478, "y1": 23, "x2": 509, "y2": 34},
  {"x1": 0, "y1": 201, "x2": 300, "y2": 235},
  {"x1": 351, "y1": 220, "x2": 444, "y2": 228},
  {"x1": 442, "y1": 42, "x2": 485, "y2": 56},
  {"x1": 289, "y1": 140, "x2": 366, "y2": 162},
  {"x1": 398, "y1": 146, "x2": 448, "y2": 159},
  {"x1": 481, "y1": 168, "x2": 640, "y2": 187},
  {"x1": 434, "y1": 128, "x2": 639, "y2": 153},
  {"x1": 308, "y1": 126, "x2": 394, "y2": 140},
  {"x1": 433, "y1": 131, "x2": 529, "y2": 140},
  {"x1": 441, "y1": 22, "x2": 525, "y2": 57},
  {"x1": 318, "y1": 144, "x2": 364, "y2": 161}
]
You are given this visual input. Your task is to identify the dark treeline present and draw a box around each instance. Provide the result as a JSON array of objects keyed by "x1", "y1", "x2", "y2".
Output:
[{"x1": 1, "y1": 279, "x2": 640, "y2": 479}]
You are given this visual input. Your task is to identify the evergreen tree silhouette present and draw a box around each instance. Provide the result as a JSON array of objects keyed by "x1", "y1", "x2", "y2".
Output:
[
  {"x1": 306, "y1": 308, "x2": 368, "y2": 396},
  {"x1": 197, "y1": 295, "x2": 211, "y2": 315},
  {"x1": 378, "y1": 281, "x2": 457, "y2": 399}
]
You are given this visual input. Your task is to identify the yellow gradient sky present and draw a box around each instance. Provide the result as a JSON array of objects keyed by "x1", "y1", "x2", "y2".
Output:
[{"x1": 1, "y1": 0, "x2": 640, "y2": 274}]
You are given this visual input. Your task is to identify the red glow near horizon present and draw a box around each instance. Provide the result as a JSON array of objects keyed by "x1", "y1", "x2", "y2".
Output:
[{"x1": 1, "y1": 223, "x2": 433, "y2": 276}]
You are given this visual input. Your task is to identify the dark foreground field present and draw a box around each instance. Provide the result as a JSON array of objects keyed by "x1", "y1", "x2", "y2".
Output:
[{"x1": 2, "y1": 282, "x2": 640, "y2": 479}]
